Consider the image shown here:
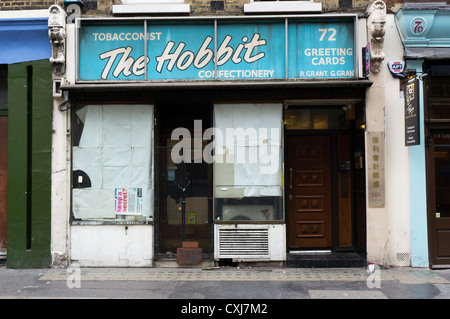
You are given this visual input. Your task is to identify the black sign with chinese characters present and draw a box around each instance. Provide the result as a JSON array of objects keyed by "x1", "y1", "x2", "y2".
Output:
[
  {"x1": 368, "y1": 132, "x2": 385, "y2": 208},
  {"x1": 405, "y1": 79, "x2": 420, "y2": 146}
]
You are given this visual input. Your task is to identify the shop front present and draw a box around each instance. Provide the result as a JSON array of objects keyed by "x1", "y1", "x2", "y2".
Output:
[
  {"x1": 1, "y1": 10, "x2": 52, "y2": 268},
  {"x1": 396, "y1": 3, "x2": 450, "y2": 269},
  {"x1": 423, "y1": 64, "x2": 450, "y2": 269},
  {"x1": 53, "y1": 11, "x2": 371, "y2": 267}
]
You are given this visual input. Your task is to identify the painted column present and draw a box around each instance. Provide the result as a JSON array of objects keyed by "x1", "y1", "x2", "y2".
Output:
[
  {"x1": 407, "y1": 59, "x2": 429, "y2": 267},
  {"x1": 384, "y1": 15, "x2": 412, "y2": 267},
  {"x1": 49, "y1": 5, "x2": 71, "y2": 267},
  {"x1": 365, "y1": 0, "x2": 389, "y2": 266}
]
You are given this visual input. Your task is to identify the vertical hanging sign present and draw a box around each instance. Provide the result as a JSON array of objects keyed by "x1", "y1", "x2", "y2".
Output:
[
  {"x1": 362, "y1": 43, "x2": 370, "y2": 77},
  {"x1": 404, "y1": 79, "x2": 420, "y2": 146}
]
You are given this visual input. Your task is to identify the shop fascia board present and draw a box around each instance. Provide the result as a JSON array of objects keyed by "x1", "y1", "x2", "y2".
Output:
[
  {"x1": 395, "y1": 4, "x2": 450, "y2": 48},
  {"x1": 404, "y1": 47, "x2": 450, "y2": 60},
  {"x1": 61, "y1": 79, "x2": 373, "y2": 91},
  {"x1": 75, "y1": 13, "x2": 359, "y2": 23},
  {"x1": 73, "y1": 14, "x2": 363, "y2": 85}
]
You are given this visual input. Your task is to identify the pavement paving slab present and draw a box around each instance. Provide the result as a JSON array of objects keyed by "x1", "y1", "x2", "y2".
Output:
[
  {"x1": 308, "y1": 289, "x2": 388, "y2": 299},
  {"x1": 1, "y1": 265, "x2": 449, "y2": 301},
  {"x1": 40, "y1": 267, "x2": 376, "y2": 282}
]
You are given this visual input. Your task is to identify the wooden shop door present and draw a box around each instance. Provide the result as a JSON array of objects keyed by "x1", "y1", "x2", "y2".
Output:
[{"x1": 287, "y1": 135, "x2": 332, "y2": 249}]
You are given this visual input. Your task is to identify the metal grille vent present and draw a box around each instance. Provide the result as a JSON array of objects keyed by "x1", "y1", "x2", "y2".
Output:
[
  {"x1": 396, "y1": 252, "x2": 410, "y2": 262},
  {"x1": 218, "y1": 228, "x2": 270, "y2": 259}
]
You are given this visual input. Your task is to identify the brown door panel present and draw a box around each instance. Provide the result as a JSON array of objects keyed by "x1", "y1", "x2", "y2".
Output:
[
  {"x1": 288, "y1": 136, "x2": 332, "y2": 249},
  {"x1": 427, "y1": 130, "x2": 450, "y2": 267}
]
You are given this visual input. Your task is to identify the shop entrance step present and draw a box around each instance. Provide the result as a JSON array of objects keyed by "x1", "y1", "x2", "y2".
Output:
[{"x1": 286, "y1": 252, "x2": 367, "y2": 268}]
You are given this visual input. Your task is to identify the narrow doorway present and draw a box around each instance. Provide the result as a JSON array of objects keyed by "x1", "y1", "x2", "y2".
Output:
[
  {"x1": 155, "y1": 104, "x2": 212, "y2": 257},
  {"x1": 427, "y1": 129, "x2": 450, "y2": 268},
  {"x1": 284, "y1": 105, "x2": 365, "y2": 253},
  {"x1": 424, "y1": 68, "x2": 450, "y2": 269},
  {"x1": 287, "y1": 135, "x2": 332, "y2": 248}
]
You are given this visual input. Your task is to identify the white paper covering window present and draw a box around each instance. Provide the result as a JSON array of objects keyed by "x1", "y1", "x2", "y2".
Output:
[
  {"x1": 72, "y1": 104, "x2": 154, "y2": 221},
  {"x1": 213, "y1": 103, "x2": 284, "y2": 221}
]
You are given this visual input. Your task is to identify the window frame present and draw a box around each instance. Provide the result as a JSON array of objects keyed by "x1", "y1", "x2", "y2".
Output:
[
  {"x1": 213, "y1": 103, "x2": 285, "y2": 223},
  {"x1": 71, "y1": 103, "x2": 155, "y2": 225}
]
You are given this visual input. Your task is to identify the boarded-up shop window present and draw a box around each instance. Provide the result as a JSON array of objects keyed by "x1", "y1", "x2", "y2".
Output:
[
  {"x1": 213, "y1": 103, "x2": 284, "y2": 221},
  {"x1": 72, "y1": 104, "x2": 154, "y2": 222}
]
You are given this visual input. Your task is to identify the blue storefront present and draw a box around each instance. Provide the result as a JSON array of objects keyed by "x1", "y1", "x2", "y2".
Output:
[
  {"x1": 396, "y1": 3, "x2": 450, "y2": 269},
  {"x1": 58, "y1": 14, "x2": 372, "y2": 267}
]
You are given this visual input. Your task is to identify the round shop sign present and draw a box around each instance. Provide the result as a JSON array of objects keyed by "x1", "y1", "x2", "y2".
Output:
[{"x1": 410, "y1": 17, "x2": 427, "y2": 35}]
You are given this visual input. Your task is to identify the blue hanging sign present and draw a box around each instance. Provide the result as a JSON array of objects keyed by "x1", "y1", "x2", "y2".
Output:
[{"x1": 77, "y1": 17, "x2": 356, "y2": 82}]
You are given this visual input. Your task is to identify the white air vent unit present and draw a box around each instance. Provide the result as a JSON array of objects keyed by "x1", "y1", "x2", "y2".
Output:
[
  {"x1": 215, "y1": 225, "x2": 270, "y2": 260},
  {"x1": 215, "y1": 224, "x2": 286, "y2": 261}
]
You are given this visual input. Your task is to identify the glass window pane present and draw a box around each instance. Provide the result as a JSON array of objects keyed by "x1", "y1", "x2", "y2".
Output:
[
  {"x1": 285, "y1": 107, "x2": 347, "y2": 130},
  {"x1": 430, "y1": 78, "x2": 450, "y2": 120},
  {"x1": 213, "y1": 103, "x2": 283, "y2": 221},
  {"x1": 72, "y1": 104, "x2": 154, "y2": 222}
]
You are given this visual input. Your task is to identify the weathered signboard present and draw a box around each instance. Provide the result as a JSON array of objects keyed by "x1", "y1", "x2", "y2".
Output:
[{"x1": 77, "y1": 17, "x2": 356, "y2": 82}]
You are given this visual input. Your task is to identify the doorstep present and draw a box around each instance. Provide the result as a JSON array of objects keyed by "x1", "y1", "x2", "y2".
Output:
[
  {"x1": 285, "y1": 252, "x2": 367, "y2": 268},
  {"x1": 154, "y1": 255, "x2": 217, "y2": 269}
]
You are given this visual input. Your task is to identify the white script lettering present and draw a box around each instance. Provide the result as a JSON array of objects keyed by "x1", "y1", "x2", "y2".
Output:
[
  {"x1": 156, "y1": 34, "x2": 266, "y2": 73},
  {"x1": 99, "y1": 47, "x2": 150, "y2": 80}
]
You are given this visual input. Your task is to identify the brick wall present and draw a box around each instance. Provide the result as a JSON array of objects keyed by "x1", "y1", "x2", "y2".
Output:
[
  {"x1": 0, "y1": 0, "x2": 60, "y2": 11},
  {"x1": 2, "y1": 0, "x2": 450, "y2": 15}
]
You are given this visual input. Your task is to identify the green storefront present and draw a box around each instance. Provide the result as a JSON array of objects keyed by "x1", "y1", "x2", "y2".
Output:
[{"x1": 0, "y1": 16, "x2": 52, "y2": 268}]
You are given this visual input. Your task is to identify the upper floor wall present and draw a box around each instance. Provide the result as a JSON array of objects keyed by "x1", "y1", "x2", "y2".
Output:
[{"x1": 3, "y1": 0, "x2": 448, "y2": 16}]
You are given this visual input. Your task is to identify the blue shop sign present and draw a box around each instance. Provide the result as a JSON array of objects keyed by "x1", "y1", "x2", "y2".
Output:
[
  {"x1": 396, "y1": 5, "x2": 450, "y2": 48},
  {"x1": 77, "y1": 17, "x2": 356, "y2": 82}
]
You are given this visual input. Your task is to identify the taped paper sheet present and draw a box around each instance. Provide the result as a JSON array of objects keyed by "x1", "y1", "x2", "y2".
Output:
[
  {"x1": 214, "y1": 103, "x2": 282, "y2": 197},
  {"x1": 72, "y1": 104, "x2": 154, "y2": 219},
  {"x1": 73, "y1": 188, "x2": 115, "y2": 219}
]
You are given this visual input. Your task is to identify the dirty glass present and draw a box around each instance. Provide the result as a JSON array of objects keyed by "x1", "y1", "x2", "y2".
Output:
[
  {"x1": 284, "y1": 107, "x2": 348, "y2": 130},
  {"x1": 430, "y1": 78, "x2": 450, "y2": 120},
  {"x1": 213, "y1": 103, "x2": 284, "y2": 222}
]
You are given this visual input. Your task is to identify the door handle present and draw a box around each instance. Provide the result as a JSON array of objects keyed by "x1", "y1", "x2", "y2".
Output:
[{"x1": 289, "y1": 168, "x2": 293, "y2": 190}]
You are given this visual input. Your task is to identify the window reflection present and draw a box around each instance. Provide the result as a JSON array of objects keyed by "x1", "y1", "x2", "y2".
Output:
[{"x1": 284, "y1": 107, "x2": 348, "y2": 130}]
